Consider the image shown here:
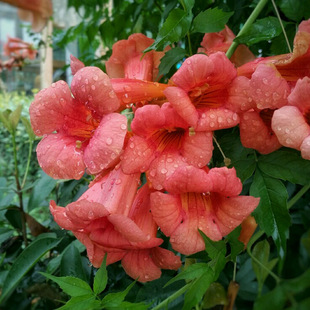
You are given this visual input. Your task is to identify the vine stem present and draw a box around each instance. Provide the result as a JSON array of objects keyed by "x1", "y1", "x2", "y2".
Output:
[
  {"x1": 226, "y1": 0, "x2": 269, "y2": 59},
  {"x1": 271, "y1": 0, "x2": 292, "y2": 53},
  {"x1": 21, "y1": 140, "x2": 34, "y2": 188},
  {"x1": 287, "y1": 184, "x2": 310, "y2": 209},
  {"x1": 152, "y1": 283, "x2": 191, "y2": 310},
  {"x1": 12, "y1": 132, "x2": 28, "y2": 246}
]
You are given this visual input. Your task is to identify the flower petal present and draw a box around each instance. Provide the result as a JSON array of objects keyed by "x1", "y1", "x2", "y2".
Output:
[
  {"x1": 301, "y1": 135, "x2": 310, "y2": 160},
  {"x1": 164, "y1": 86, "x2": 199, "y2": 127},
  {"x1": 71, "y1": 66, "x2": 120, "y2": 115},
  {"x1": 70, "y1": 54, "x2": 85, "y2": 75},
  {"x1": 196, "y1": 108, "x2": 239, "y2": 131},
  {"x1": 239, "y1": 110, "x2": 282, "y2": 154},
  {"x1": 272, "y1": 106, "x2": 310, "y2": 149},
  {"x1": 36, "y1": 133, "x2": 85, "y2": 179},
  {"x1": 84, "y1": 113, "x2": 127, "y2": 174},
  {"x1": 30, "y1": 81, "x2": 74, "y2": 136},
  {"x1": 151, "y1": 247, "x2": 181, "y2": 270},
  {"x1": 288, "y1": 77, "x2": 310, "y2": 113},
  {"x1": 181, "y1": 131, "x2": 213, "y2": 168},
  {"x1": 122, "y1": 249, "x2": 162, "y2": 282},
  {"x1": 150, "y1": 192, "x2": 183, "y2": 236},
  {"x1": 249, "y1": 64, "x2": 290, "y2": 110},
  {"x1": 121, "y1": 136, "x2": 156, "y2": 174},
  {"x1": 212, "y1": 194, "x2": 260, "y2": 236}
]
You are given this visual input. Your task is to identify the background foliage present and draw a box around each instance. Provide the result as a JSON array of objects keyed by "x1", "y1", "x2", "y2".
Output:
[{"x1": 0, "y1": 0, "x2": 310, "y2": 309}]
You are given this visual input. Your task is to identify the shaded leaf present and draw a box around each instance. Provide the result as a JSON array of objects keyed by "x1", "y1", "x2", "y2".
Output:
[
  {"x1": 279, "y1": 0, "x2": 306, "y2": 22},
  {"x1": 101, "y1": 281, "x2": 135, "y2": 307},
  {"x1": 57, "y1": 295, "x2": 101, "y2": 310},
  {"x1": 144, "y1": 8, "x2": 192, "y2": 52},
  {"x1": 0, "y1": 235, "x2": 61, "y2": 304},
  {"x1": 258, "y1": 149, "x2": 310, "y2": 185},
  {"x1": 250, "y1": 170, "x2": 290, "y2": 261},
  {"x1": 183, "y1": 270, "x2": 214, "y2": 310},
  {"x1": 93, "y1": 255, "x2": 107, "y2": 295},
  {"x1": 158, "y1": 47, "x2": 186, "y2": 76},
  {"x1": 192, "y1": 8, "x2": 233, "y2": 33},
  {"x1": 165, "y1": 263, "x2": 209, "y2": 287},
  {"x1": 41, "y1": 273, "x2": 93, "y2": 297},
  {"x1": 61, "y1": 243, "x2": 86, "y2": 281}
]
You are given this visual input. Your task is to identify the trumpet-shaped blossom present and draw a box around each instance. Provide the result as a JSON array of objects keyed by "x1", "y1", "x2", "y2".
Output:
[
  {"x1": 150, "y1": 167, "x2": 260, "y2": 255},
  {"x1": 50, "y1": 169, "x2": 181, "y2": 282},
  {"x1": 121, "y1": 102, "x2": 215, "y2": 192},
  {"x1": 30, "y1": 66, "x2": 127, "y2": 179},
  {"x1": 198, "y1": 25, "x2": 255, "y2": 67},
  {"x1": 237, "y1": 19, "x2": 310, "y2": 83},
  {"x1": 106, "y1": 33, "x2": 166, "y2": 81},
  {"x1": 164, "y1": 52, "x2": 239, "y2": 129},
  {"x1": 272, "y1": 77, "x2": 310, "y2": 159},
  {"x1": 226, "y1": 64, "x2": 290, "y2": 154}
]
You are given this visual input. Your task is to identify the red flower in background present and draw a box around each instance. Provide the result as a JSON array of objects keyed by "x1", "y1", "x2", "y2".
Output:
[
  {"x1": 198, "y1": 25, "x2": 255, "y2": 67},
  {"x1": 4, "y1": 36, "x2": 37, "y2": 60}
]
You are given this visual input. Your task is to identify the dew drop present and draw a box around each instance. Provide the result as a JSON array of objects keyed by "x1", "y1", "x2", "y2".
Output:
[
  {"x1": 129, "y1": 142, "x2": 135, "y2": 149},
  {"x1": 91, "y1": 85, "x2": 96, "y2": 90},
  {"x1": 93, "y1": 74, "x2": 98, "y2": 81},
  {"x1": 161, "y1": 168, "x2": 168, "y2": 174},
  {"x1": 109, "y1": 91, "x2": 116, "y2": 98},
  {"x1": 106, "y1": 137, "x2": 113, "y2": 145},
  {"x1": 121, "y1": 123, "x2": 127, "y2": 130}
]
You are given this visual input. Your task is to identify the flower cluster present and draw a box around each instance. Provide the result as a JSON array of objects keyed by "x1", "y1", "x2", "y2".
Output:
[{"x1": 30, "y1": 20, "x2": 310, "y2": 282}]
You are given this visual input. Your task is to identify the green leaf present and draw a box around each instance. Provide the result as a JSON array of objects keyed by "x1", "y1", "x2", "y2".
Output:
[
  {"x1": 250, "y1": 170, "x2": 290, "y2": 260},
  {"x1": 41, "y1": 273, "x2": 94, "y2": 297},
  {"x1": 252, "y1": 240, "x2": 278, "y2": 294},
  {"x1": 21, "y1": 117, "x2": 35, "y2": 142},
  {"x1": 158, "y1": 47, "x2": 186, "y2": 77},
  {"x1": 202, "y1": 282, "x2": 228, "y2": 309},
  {"x1": 9, "y1": 105, "x2": 22, "y2": 132},
  {"x1": 180, "y1": 0, "x2": 195, "y2": 12},
  {"x1": 57, "y1": 295, "x2": 101, "y2": 310},
  {"x1": 192, "y1": 8, "x2": 233, "y2": 33},
  {"x1": 199, "y1": 230, "x2": 226, "y2": 260},
  {"x1": 279, "y1": 0, "x2": 306, "y2": 22},
  {"x1": 101, "y1": 281, "x2": 135, "y2": 307},
  {"x1": 93, "y1": 255, "x2": 107, "y2": 295},
  {"x1": 0, "y1": 235, "x2": 61, "y2": 304},
  {"x1": 254, "y1": 269, "x2": 310, "y2": 310},
  {"x1": 233, "y1": 158, "x2": 257, "y2": 183},
  {"x1": 226, "y1": 226, "x2": 244, "y2": 261},
  {"x1": 0, "y1": 110, "x2": 13, "y2": 133},
  {"x1": 144, "y1": 8, "x2": 192, "y2": 52},
  {"x1": 61, "y1": 243, "x2": 86, "y2": 281},
  {"x1": 234, "y1": 17, "x2": 283, "y2": 45},
  {"x1": 165, "y1": 263, "x2": 209, "y2": 287},
  {"x1": 27, "y1": 171, "x2": 57, "y2": 212},
  {"x1": 104, "y1": 301, "x2": 149, "y2": 310},
  {"x1": 258, "y1": 149, "x2": 310, "y2": 185},
  {"x1": 183, "y1": 269, "x2": 214, "y2": 310}
]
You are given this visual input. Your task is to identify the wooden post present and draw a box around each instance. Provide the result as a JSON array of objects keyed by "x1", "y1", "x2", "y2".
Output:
[{"x1": 40, "y1": 19, "x2": 53, "y2": 89}]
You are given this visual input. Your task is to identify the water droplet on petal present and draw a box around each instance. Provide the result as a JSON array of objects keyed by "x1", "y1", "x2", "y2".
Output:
[
  {"x1": 93, "y1": 74, "x2": 98, "y2": 81},
  {"x1": 121, "y1": 123, "x2": 127, "y2": 130},
  {"x1": 106, "y1": 137, "x2": 113, "y2": 145}
]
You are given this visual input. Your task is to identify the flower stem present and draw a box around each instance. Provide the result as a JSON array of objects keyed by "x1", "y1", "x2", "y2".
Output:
[
  {"x1": 287, "y1": 184, "x2": 310, "y2": 210},
  {"x1": 226, "y1": 0, "x2": 269, "y2": 59},
  {"x1": 152, "y1": 283, "x2": 191, "y2": 310},
  {"x1": 12, "y1": 132, "x2": 28, "y2": 246}
]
